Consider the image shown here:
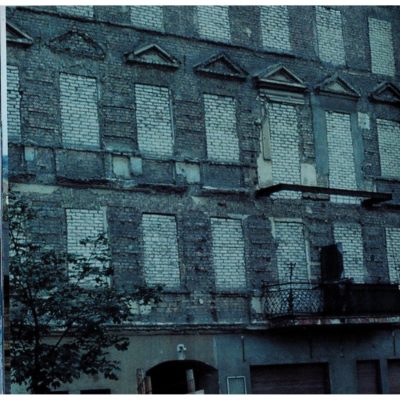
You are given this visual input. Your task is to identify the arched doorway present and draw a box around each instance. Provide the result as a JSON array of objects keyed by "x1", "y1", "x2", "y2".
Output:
[{"x1": 146, "y1": 360, "x2": 219, "y2": 394}]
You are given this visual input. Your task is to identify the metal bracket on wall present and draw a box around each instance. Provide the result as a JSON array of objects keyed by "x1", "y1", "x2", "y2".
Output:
[{"x1": 255, "y1": 183, "x2": 392, "y2": 207}]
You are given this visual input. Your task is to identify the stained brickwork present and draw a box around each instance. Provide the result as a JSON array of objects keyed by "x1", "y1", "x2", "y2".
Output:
[
  {"x1": 386, "y1": 228, "x2": 400, "y2": 283},
  {"x1": 316, "y1": 6, "x2": 345, "y2": 65},
  {"x1": 204, "y1": 94, "x2": 239, "y2": 163},
  {"x1": 60, "y1": 74, "x2": 100, "y2": 148},
  {"x1": 66, "y1": 208, "x2": 107, "y2": 283},
  {"x1": 57, "y1": 6, "x2": 94, "y2": 18},
  {"x1": 369, "y1": 18, "x2": 395, "y2": 76},
  {"x1": 274, "y1": 221, "x2": 308, "y2": 282},
  {"x1": 326, "y1": 112, "x2": 358, "y2": 203},
  {"x1": 260, "y1": 6, "x2": 291, "y2": 51},
  {"x1": 135, "y1": 84, "x2": 174, "y2": 158},
  {"x1": 130, "y1": 6, "x2": 164, "y2": 31},
  {"x1": 142, "y1": 214, "x2": 180, "y2": 289},
  {"x1": 7, "y1": 66, "x2": 21, "y2": 141},
  {"x1": 211, "y1": 218, "x2": 246, "y2": 289},
  {"x1": 334, "y1": 223, "x2": 364, "y2": 283},
  {"x1": 269, "y1": 103, "x2": 301, "y2": 199},
  {"x1": 197, "y1": 6, "x2": 231, "y2": 42},
  {"x1": 377, "y1": 119, "x2": 400, "y2": 179}
]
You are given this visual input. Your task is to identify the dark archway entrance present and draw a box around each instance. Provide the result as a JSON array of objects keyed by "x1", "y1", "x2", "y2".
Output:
[{"x1": 147, "y1": 360, "x2": 218, "y2": 394}]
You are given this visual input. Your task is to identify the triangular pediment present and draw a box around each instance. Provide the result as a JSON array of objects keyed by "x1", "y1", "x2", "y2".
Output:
[
  {"x1": 48, "y1": 30, "x2": 105, "y2": 60},
  {"x1": 369, "y1": 82, "x2": 400, "y2": 105},
  {"x1": 6, "y1": 22, "x2": 33, "y2": 46},
  {"x1": 193, "y1": 53, "x2": 247, "y2": 80},
  {"x1": 125, "y1": 44, "x2": 179, "y2": 69},
  {"x1": 255, "y1": 64, "x2": 306, "y2": 92},
  {"x1": 316, "y1": 73, "x2": 360, "y2": 99}
]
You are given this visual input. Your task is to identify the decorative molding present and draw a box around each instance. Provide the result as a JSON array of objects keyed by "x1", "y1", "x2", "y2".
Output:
[
  {"x1": 193, "y1": 53, "x2": 247, "y2": 81},
  {"x1": 255, "y1": 64, "x2": 306, "y2": 91},
  {"x1": 369, "y1": 82, "x2": 400, "y2": 105},
  {"x1": 125, "y1": 44, "x2": 179, "y2": 69},
  {"x1": 255, "y1": 64, "x2": 306, "y2": 104},
  {"x1": 6, "y1": 22, "x2": 33, "y2": 46},
  {"x1": 315, "y1": 73, "x2": 360, "y2": 99},
  {"x1": 48, "y1": 29, "x2": 105, "y2": 60}
]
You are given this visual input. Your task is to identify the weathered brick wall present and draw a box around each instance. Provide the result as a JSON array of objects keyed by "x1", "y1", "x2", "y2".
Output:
[
  {"x1": 334, "y1": 223, "x2": 364, "y2": 283},
  {"x1": 274, "y1": 221, "x2": 308, "y2": 282},
  {"x1": 269, "y1": 103, "x2": 301, "y2": 199},
  {"x1": 204, "y1": 94, "x2": 239, "y2": 163},
  {"x1": 368, "y1": 18, "x2": 395, "y2": 76},
  {"x1": 376, "y1": 119, "x2": 400, "y2": 178},
  {"x1": 142, "y1": 214, "x2": 180, "y2": 289},
  {"x1": 316, "y1": 6, "x2": 345, "y2": 65},
  {"x1": 135, "y1": 84, "x2": 174, "y2": 158},
  {"x1": 385, "y1": 228, "x2": 400, "y2": 283},
  {"x1": 6, "y1": 5, "x2": 400, "y2": 330},
  {"x1": 60, "y1": 74, "x2": 100, "y2": 148},
  {"x1": 260, "y1": 6, "x2": 291, "y2": 51},
  {"x1": 196, "y1": 6, "x2": 231, "y2": 42},
  {"x1": 326, "y1": 112, "x2": 358, "y2": 203},
  {"x1": 7, "y1": 65, "x2": 21, "y2": 141},
  {"x1": 130, "y1": 6, "x2": 164, "y2": 31},
  {"x1": 210, "y1": 218, "x2": 246, "y2": 289},
  {"x1": 57, "y1": 6, "x2": 94, "y2": 18}
]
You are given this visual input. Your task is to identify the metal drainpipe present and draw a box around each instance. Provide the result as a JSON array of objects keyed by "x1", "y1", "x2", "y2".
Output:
[{"x1": 0, "y1": 5, "x2": 8, "y2": 394}]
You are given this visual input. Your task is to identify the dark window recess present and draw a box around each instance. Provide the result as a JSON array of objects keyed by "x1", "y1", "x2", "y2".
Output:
[
  {"x1": 388, "y1": 359, "x2": 400, "y2": 394},
  {"x1": 50, "y1": 391, "x2": 69, "y2": 394},
  {"x1": 80, "y1": 389, "x2": 111, "y2": 394},
  {"x1": 357, "y1": 360, "x2": 381, "y2": 394},
  {"x1": 250, "y1": 363, "x2": 330, "y2": 394},
  {"x1": 320, "y1": 243, "x2": 344, "y2": 282}
]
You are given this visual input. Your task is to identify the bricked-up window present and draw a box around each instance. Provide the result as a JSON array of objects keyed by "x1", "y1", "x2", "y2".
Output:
[
  {"x1": 7, "y1": 65, "x2": 21, "y2": 140},
  {"x1": 326, "y1": 112, "x2": 358, "y2": 203},
  {"x1": 369, "y1": 18, "x2": 395, "y2": 76},
  {"x1": 142, "y1": 214, "x2": 180, "y2": 289},
  {"x1": 274, "y1": 221, "x2": 309, "y2": 282},
  {"x1": 260, "y1": 6, "x2": 291, "y2": 51},
  {"x1": 386, "y1": 228, "x2": 400, "y2": 283},
  {"x1": 130, "y1": 6, "x2": 164, "y2": 31},
  {"x1": 204, "y1": 94, "x2": 239, "y2": 163},
  {"x1": 333, "y1": 223, "x2": 364, "y2": 283},
  {"x1": 135, "y1": 84, "x2": 174, "y2": 158},
  {"x1": 60, "y1": 73, "x2": 100, "y2": 148},
  {"x1": 211, "y1": 218, "x2": 246, "y2": 289},
  {"x1": 268, "y1": 103, "x2": 301, "y2": 199},
  {"x1": 66, "y1": 209, "x2": 108, "y2": 286},
  {"x1": 197, "y1": 6, "x2": 231, "y2": 42},
  {"x1": 315, "y1": 6, "x2": 345, "y2": 65},
  {"x1": 376, "y1": 119, "x2": 400, "y2": 179},
  {"x1": 57, "y1": 6, "x2": 94, "y2": 18}
]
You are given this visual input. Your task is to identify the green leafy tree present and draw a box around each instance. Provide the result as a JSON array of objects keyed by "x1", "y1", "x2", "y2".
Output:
[{"x1": 9, "y1": 194, "x2": 161, "y2": 394}]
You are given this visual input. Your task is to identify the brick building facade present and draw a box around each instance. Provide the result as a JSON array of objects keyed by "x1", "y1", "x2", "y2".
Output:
[{"x1": 6, "y1": 5, "x2": 400, "y2": 394}]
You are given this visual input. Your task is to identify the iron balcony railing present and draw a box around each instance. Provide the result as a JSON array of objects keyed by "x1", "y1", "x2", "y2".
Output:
[{"x1": 264, "y1": 281, "x2": 400, "y2": 318}]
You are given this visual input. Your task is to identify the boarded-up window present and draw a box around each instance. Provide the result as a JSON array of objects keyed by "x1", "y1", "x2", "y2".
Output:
[
  {"x1": 60, "y1": 74, "x2": 100, "y2": 148},
  {"x1": 135, "y1": 84, "x2": 174, "y2": 158},
  {"x1": 211, "y1": 218, "x2": 246, "y2": 289},
  {"x1": 142, "y1": 214, "x2": 180, "y2": 289}
]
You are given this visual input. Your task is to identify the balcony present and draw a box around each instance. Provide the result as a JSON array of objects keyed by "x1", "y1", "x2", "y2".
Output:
[{"x1": 263, "y1": 281, "x2": 400, "y2": 328}]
